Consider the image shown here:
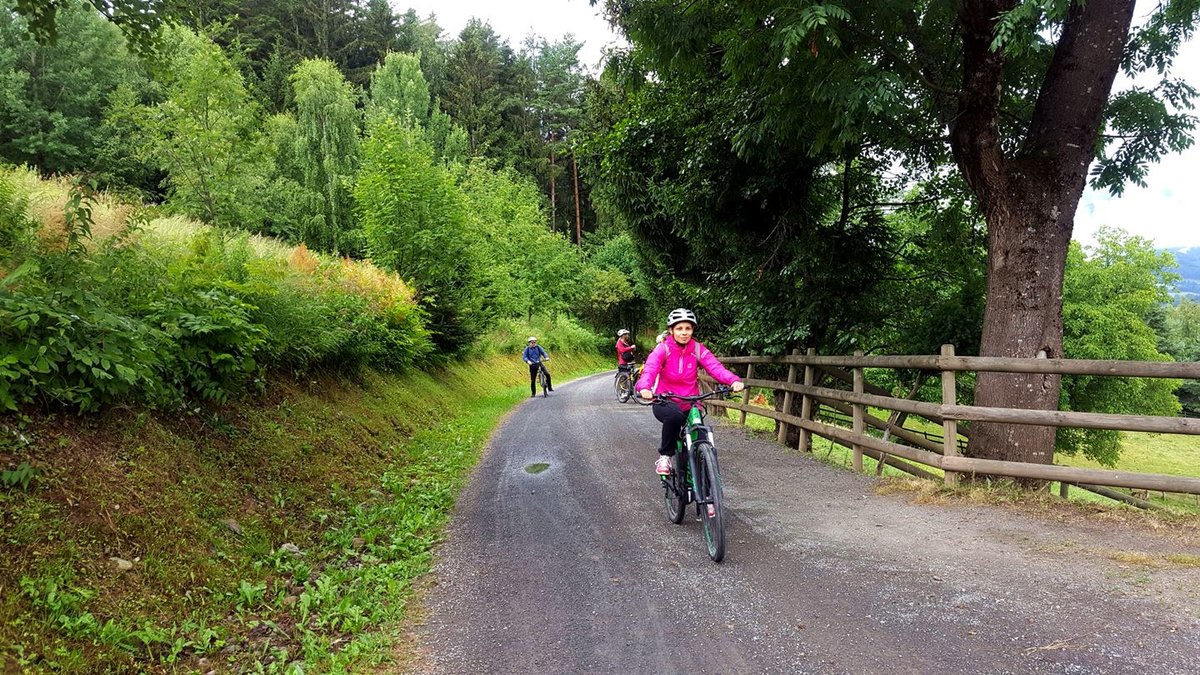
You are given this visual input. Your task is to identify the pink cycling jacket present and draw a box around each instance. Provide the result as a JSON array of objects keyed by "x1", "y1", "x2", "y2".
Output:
[{"x1": 636, "y1": 338, "x2": 740, "y2": 409}]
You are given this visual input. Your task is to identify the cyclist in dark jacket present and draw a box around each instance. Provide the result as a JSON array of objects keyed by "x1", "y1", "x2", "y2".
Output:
[{"x1": 522, "y1": 337, "x2": 552, "y2": 397}]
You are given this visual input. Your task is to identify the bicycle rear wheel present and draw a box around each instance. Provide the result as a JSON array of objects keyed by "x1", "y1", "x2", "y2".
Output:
[
  {"x1": 695, "y1": 442, "x2": 726, "y2": 562},
  {"x1": 664, "y1": 452, "x2": 687, "y2": 524},
  {"x1": 616, "y1": 373, "x2": 632, "y2": 402}
]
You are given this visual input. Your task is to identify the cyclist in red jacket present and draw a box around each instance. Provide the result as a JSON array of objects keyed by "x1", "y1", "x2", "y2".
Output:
[{"x1": 615, "y1": 329, "x2": 637, "y2": 371}]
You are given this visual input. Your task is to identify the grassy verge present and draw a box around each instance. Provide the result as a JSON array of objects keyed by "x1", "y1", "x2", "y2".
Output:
[{"x1": 0, "y1": 351, "x2": 607, "y2": 673}]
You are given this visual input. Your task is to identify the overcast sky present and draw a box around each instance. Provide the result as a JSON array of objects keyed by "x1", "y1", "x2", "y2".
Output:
[{"x1": 394, "y1": 0, "x2": 1200, "y2": 251}]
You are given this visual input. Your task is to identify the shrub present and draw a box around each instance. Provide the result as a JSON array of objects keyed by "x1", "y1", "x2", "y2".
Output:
[{"x1": 0, "y1": 262, "x2": 166, "y2": 411}]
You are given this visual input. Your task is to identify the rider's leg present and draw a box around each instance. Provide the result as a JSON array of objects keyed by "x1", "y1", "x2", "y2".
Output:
[
  {"x1": 652, "y1": 401, "x2": 687, "y2": 473},
  {"x1": 528, "y1": 363, "x2": 539, "y2": 397}
]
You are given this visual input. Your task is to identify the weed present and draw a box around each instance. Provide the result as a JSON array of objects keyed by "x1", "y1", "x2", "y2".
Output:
[
  {"x1": 1, "y1": 462, "x2": 38, "y2": 491},
  {"x1": 1109, "y1": 551, "x2": 1161, "y2": 566},
  {"x1": 1166, "y1": 553, "x2": 1200, "y2": 568}
]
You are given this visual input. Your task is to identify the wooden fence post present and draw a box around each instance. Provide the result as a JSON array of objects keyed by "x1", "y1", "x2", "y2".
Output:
[
  {"x1": 941, "y1": 344, "x2": 960, "y2": 486},
  {"x1": 852, "y1": 350, "x2": 864, "y2": 472},
  {"x1": 777, "y1": 348, "x2": 800, "y2": 444},
  {"x1": 739, "y1": 363, "x2": 754, "y2": 425},
  {"x1": 799, "y1": 347, "x2": 816, "y2": 452}
]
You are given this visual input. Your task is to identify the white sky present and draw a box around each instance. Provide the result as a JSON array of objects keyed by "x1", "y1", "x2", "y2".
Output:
[
  {"x1": 393, "y1": 0, "x2": 621, "y2": 72},
  {"x1": 394, "y1": 0, "x2": 1200, "y2": 251}
]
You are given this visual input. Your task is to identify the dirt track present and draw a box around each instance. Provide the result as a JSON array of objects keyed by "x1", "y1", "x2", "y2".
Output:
[{"x1": 413, "y1": 372, "x2": 1200, "y2": 673}]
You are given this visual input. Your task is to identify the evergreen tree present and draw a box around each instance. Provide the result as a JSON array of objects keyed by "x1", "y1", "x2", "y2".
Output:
[
  {"x1": 441, "y1": 19, "x2": 507, "y2": 156},
  {"x1": 396, "y1": 9, "x2": 447, "y2": 101},
  {"x1": 348, "y1": 0, "x2": 399, "y2": 86}
]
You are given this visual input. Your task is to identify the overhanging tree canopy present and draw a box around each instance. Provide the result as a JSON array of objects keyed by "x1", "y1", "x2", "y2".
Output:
[{"x1": 597, "y1": 0, "x2": 1198, "y2": 467}]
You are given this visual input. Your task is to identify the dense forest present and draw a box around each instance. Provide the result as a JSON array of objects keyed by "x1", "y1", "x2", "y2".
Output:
[{"x1": 2, "y1": 0, "x2": 1199, "y2": 457}]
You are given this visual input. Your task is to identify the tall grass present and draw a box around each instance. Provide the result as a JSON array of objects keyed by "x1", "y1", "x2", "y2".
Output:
[{"x1": 1, "y1": 166, "x2": 431, "y2": 411}]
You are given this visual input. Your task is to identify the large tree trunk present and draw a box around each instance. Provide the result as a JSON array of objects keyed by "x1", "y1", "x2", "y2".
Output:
[
  {"x1": 951, "y1": 0, "x2": 1135, "y2": 467},
  {"x1": 969, "y1": 173, "x2": 1075, "y2": 465}
]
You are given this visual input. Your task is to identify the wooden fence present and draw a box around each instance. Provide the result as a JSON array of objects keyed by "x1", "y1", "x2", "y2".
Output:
[{"x1": 701, "y1": 346, "x2": 1200, "y2": 506}]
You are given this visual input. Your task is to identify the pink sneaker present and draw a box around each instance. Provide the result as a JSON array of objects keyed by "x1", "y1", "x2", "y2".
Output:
[
  {"x1": 655, "y1": 455, "x2": 672, "y2": 476},
  {"x1": 706, "y1": 504, "x2": 717, "y2": 518}
]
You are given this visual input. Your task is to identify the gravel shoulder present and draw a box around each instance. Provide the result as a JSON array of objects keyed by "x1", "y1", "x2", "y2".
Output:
[{"x1": 410, "y1": 373, "x2": 1200, "y2": 674}]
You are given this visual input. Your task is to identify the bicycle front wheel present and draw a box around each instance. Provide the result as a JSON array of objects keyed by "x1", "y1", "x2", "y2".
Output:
[
  {"x1": 539, "y1": 366, "x2": 550, "y2": 396},
  {"x1": 695, "y1": 442, "x2": 726, "y2": 562}
]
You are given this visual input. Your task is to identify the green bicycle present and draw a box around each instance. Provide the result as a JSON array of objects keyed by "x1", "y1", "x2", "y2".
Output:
[{"x1": 640, "y1": 386, "x2": 732, "y2": 562}]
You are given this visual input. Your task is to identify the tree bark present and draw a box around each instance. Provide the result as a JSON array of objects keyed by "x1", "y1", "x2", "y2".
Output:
[
  {"x1": 951, "y1": 0, "x2": 1136, "y2": 468},
  {"x1": 549, "y1": 145, "x2": 557, "y2": 233},
  {"x1": 573, "y1": 152, "x2": 582, "y2": 247}
]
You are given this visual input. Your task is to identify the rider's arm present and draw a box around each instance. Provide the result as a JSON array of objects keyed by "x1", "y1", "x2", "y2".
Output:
[
  {"x1": 696, "y1": 343, "x2": 744, "y2": 392},
  {"x1": 617, "y1": 341, "x2": 635, "y2": 359},
  {"x1": 637, "y1": 343, "x2": 666, "y2": 398}
]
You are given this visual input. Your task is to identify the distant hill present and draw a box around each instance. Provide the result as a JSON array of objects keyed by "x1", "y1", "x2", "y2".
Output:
[{"x1": 1165, "y1": 247, "x2": 1200, "y2": 299}]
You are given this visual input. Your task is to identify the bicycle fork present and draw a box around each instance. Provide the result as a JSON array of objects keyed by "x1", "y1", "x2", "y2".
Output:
[{"x1": 684, "y1": 452, "x2": 711, "y2": 516}]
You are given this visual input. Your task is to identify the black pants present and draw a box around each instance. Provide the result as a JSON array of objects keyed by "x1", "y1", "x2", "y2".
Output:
[
  {"x1": 652, "y1": 401, "x2": 687, "y2": 456},
  {"x1": 529, "y1": 363, "x2": 552, "y2": 395}
]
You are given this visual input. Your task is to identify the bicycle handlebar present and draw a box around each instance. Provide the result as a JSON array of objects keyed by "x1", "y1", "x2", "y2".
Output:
[{"x1": 635, "y1": 385, "x2": 734, "y2": 405}]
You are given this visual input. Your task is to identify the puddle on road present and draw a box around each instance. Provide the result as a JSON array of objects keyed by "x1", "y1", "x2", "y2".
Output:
[{"x1": 524, "y1": 462, "x2": 550, "y2": 474}]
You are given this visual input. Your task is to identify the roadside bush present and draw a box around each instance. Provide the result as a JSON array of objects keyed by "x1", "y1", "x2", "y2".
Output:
[
  {"x1": 148, "y1": 286, "x2": 266, "y2": 403},
  {"x1": 0, "y1": 261, "x2": 166, "y2": 411}
]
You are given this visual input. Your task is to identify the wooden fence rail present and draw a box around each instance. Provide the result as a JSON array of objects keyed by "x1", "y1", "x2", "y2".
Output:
[{"x1": 703, "y1": 345, "x2": 1200, "y2": 501}]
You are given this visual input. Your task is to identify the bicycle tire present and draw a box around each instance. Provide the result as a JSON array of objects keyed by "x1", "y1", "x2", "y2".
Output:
[
  {"x1": 616, "y1": 373, "x2": 632, "y2": 402},
  {"x1": 664, "y1": 452, "x2": 687, "y2": 524},
  {"x1": 539, "y1": 365, "x2": 550, "y2": 397},
  {"x1": 695, "y1": 442, "x2": 726, "y2": 562}
]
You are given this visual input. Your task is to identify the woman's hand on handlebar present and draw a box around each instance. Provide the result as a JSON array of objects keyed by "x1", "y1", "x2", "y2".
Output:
[
  {"x1": 731, "y1": 381, "x2": 744, "y2": 393},
  {"x1": 639, "y1": 388, "x2": 654, "y2": 400}
]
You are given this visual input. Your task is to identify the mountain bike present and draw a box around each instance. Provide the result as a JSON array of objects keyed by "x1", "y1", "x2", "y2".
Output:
[
  {"x1": 614, "y1": 363, "x2": 642, "y2": 403},
  {"x1": 639, "y1": 386, "x2": 733, "y2": 562}
]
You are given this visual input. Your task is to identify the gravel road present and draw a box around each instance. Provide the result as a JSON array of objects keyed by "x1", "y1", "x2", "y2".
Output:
[{"x1": 412, "y1": 372, "x2": 1200, "y2": 674}]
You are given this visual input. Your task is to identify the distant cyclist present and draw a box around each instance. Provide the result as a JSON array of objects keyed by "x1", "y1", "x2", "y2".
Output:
[
  {"x1": 638, "y1": 309, "x2": 743, "y2": 475},
  {"x1": 615, "y1": 329, "x2": 637, "y2": 376},
  {"x1": 522, "y1": 336, "x2": 553, "y2": 398}
]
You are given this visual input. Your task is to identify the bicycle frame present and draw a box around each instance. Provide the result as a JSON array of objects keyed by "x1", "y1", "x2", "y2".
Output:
[{"x1": 663, "y1": 399, "x2": 717, "y2": 507}]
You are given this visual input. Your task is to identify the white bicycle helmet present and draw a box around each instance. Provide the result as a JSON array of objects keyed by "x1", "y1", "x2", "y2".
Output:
[
  {"x1": 666, "y1": 308, "x2": 698, "y2": 328},
  {"x1": 616, "y1": 329, "x2": 630, "y2": 337},
  {"x1": 527, "y1": 336, "x2": 538, "y2": 343}
]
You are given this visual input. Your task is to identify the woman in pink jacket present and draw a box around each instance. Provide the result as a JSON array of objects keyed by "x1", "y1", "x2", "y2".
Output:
[{"x1": 637, "y1": 308, "x2": 744, "y2": 475}]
